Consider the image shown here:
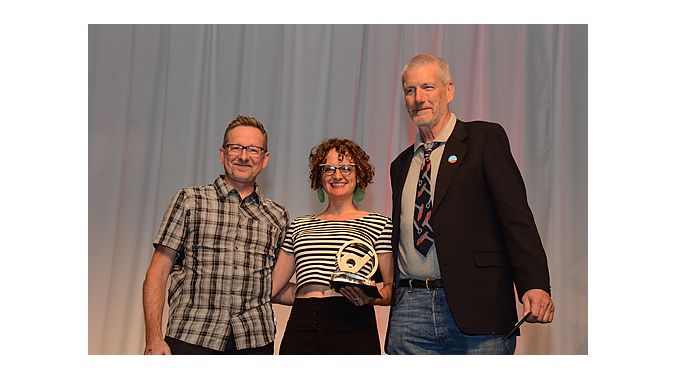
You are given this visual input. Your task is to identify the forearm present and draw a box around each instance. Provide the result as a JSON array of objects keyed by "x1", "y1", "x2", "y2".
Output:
[
  {"x1": 142, "y1": 272, "x2": 168, "y2": 343},
  {"x1": 272, "y1": 282, "x2": 296, "y2": 306},
  {"x1": 271, "y1": 250, "x2": 296, "y2": 303},
  {"x1": 371, "y1": 253, "x2": 394, "y2": 306},
  {"x1": 371, "y1": 282, "x2": 393, "y2": 306}
]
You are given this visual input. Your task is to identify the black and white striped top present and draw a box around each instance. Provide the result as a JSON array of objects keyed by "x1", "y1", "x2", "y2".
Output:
[{"x1": 281, "y1": 213, "x2": 393, "y2": 290}]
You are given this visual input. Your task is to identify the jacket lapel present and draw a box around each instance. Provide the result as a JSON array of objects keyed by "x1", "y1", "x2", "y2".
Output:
[
  {"x1": 432, "y1": 120, "x2": 467, "y2": 215},
  {"x1": 392, "y1": 145, "x2": 414, "y2": 218}
]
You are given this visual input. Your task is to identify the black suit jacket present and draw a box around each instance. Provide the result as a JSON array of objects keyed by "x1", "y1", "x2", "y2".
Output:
[{"x1": 388, "y1": 119, "x2": 551, "y2": 336}]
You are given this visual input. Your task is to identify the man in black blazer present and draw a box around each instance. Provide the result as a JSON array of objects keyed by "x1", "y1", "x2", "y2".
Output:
[{"x1": 385, "y1": 54, "x2": 554, "y2": 354}]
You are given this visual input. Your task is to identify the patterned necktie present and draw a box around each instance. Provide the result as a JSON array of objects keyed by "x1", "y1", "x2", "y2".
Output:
[{"x1": 414, "y1": 142, "x2": 441, "y2": 256}]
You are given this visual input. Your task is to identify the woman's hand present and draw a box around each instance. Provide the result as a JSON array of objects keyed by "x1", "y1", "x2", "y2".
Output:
[{"x1": 339, "y1": 286, "x2": 371, "y2": 306}]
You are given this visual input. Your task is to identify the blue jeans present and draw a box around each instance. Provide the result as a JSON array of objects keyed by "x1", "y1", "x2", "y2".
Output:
[{"x1": 386, "y1": 287, "x2": 516, "y2": 354}]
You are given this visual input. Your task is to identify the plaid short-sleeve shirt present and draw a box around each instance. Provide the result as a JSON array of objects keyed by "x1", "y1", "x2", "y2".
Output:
[{"x1": 153, "y1": 176, "x2": 288, "y2": 351}]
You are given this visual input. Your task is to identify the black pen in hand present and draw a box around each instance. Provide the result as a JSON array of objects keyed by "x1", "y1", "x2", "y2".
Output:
[{"x1": 501, "y1": 312, "x2": 532, "y2": 343}]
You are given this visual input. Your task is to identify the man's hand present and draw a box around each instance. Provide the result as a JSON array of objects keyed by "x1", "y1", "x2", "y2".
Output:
[
  {"x1": 522, "y1": 289, "x2": 555, "y2": 323},
  {"x1": 144, "y1": 338, "x2": 171, "y2": 355}
]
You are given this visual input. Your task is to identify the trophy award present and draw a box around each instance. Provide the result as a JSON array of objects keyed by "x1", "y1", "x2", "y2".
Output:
[{"x1": 329, "y1": 238, "x2": 382, "y2": 299}]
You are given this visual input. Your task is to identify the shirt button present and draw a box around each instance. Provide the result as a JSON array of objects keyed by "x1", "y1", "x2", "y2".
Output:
[
  {"x1": 231, "y1": 291, "x2": 235, "y2": 295},
  {"x1": 233, "y1": 265, "x2": 238, "y2": 270}
]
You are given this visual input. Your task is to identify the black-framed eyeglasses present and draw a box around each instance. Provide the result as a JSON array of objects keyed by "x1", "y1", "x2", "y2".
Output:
[
  {"x1": 320, "y1": 164, "x2": 355, "y2": 176},
  {"x1": 223, "y1": 144, "x2": 267, "y2": 157}
]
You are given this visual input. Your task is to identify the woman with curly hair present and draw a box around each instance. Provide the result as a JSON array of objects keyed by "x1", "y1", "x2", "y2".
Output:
[{"x1": 272, "y1": 138, "x2": 394, "y2": 354}]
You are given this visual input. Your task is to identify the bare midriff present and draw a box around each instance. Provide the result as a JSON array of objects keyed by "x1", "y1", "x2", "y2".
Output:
[{"x1": 296, "y1": 284, "x2": 344, "y2": 298}]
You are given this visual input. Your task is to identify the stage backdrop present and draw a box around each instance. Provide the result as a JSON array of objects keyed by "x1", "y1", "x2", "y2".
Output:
[{"x1": 89, "y1": 24, "x2": 587, "y2": 354}]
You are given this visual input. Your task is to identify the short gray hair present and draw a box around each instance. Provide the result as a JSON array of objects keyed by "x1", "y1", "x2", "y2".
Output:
[{"x1": 401, "y1": 54, "x2": 453, "y2": 87}]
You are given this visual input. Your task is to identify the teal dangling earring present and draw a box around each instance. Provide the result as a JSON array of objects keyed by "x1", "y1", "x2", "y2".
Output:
[
  {"x1": 316, "y1": 188, "x2": 325, "y2": 203},
  {"x1": 352, "y1": 187, "x2": 365, "y2": 203}
]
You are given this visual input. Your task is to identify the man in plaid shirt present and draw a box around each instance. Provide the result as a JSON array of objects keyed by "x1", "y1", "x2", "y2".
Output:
[{"x1": 143, "y1": 115, "x2": 288, "y2": 355}]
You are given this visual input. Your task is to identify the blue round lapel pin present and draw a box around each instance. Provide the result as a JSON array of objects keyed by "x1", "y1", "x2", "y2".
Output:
[{"x1": 448, "y1": 154, "x2": 458, "y2": 164}]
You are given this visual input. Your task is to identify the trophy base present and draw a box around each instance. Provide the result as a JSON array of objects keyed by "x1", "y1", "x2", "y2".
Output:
[{"x1": 329, "y1": 273, "x2": 382, "y2": 299}]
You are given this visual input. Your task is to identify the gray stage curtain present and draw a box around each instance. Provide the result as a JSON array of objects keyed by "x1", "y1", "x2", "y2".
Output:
[{"x1": 89, "y1": 24, "x2": 587, "y2": 354}]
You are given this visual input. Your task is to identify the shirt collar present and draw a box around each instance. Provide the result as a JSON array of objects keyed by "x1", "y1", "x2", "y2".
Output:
[
  {"x1": 214, "y1": 175, "x2": 262, "y2": 204},
  {"x1": 414, "y1": 112, "x2": 457, "y2": 153}
]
